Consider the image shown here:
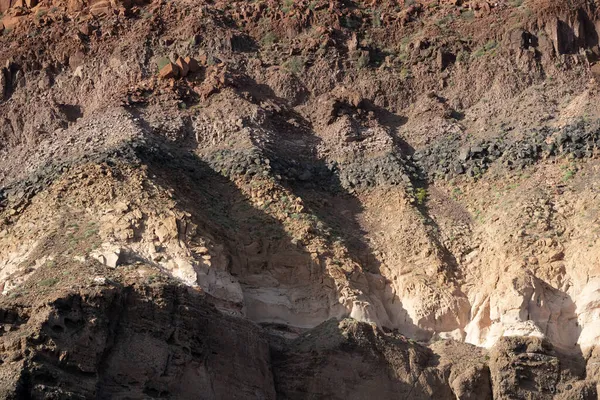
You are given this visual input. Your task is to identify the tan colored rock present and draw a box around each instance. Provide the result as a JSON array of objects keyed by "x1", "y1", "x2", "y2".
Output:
[
  {"x1": 91, "y1": 245, "x2": 123, "y2": 268},
  {"x1": 68, "y1": 0, "x2": 85, "y2": 12},
  {"x1": 69, "y1": 51, "x2": 85, "y2": 71},
  {"x1": 1, "y1": 15, "x2": 23, "y2": 30},
  {"x1": 90, "y1": 0, "x2": 112, "y2": 16}
]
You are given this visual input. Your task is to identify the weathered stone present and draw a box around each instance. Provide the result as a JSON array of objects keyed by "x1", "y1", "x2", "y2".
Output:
[
  {"x1": 470, "y1": 146, "x2": 484, "y2": 155},
  {"x1": 184, "y1": 56, "x2": 200, "y2": 73},
  {"x1": 0, "y1": 0, "x2": 10, "y2": 13},
  {"x1": 69, "y1": 51, "x2": 85, "y2": 71},
  {"x1": 90, "y1": 0, "x2": 112, "y2": 16},
  {"x1": 79, "y1": 23, "x2": 93, "y2": 36},
  {"x1": 159, "y1": 62, "x2": 180, "y2": 79},
  {"x1": 2, "y1": 15, "x2": 23, "y2": 30},
  {"x1": 91, "y1": 245, "x2": 122, "y2": 268},
  {"x1": 176, "y1": 57, "x2": 189, "y2": 77},
  {"x1": 436, "y1": 49, "x2": 455, "y2": 71}
]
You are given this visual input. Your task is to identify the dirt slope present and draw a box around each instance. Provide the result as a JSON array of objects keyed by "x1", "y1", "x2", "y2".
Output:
[{"x1": 0, "y1": 0, "x2": 600, "y2": 398}]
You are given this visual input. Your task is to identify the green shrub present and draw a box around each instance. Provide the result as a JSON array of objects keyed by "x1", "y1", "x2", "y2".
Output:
[
  {"x1": 400, "y1": 67, "x2": 412, "y2": 80},
  {"x1": 39, "y1": 278, "x2": 59, "y2": 287},
  {"x1": 371, "y1": 9, "x2": 382, "y2": 28},
  {"x1": 284, "y1": 56, "x2": 304, "y2": 75},
  {"x1": 415, "y1": 188, "x2": 428, "y2": 205},
  {"x1": 563, "y1": 169, "x2": 575, "y2": 181},
  {"x1": 461, "y1": 10, "x2": 475, "y2": 20},
  {"x1": 472, "y1": 40, "x2": 498, "y2": 58},
  {"x1": 484, "y1": 40, "x2": 498, "y2": 51},
  {"x1": 262, "y1": 31, "x2": 278, "y2": 47}
]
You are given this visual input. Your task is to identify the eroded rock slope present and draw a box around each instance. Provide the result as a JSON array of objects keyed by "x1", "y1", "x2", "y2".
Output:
[{"x1": 0, "y1": 0, "x2": 600, "y2": 398}]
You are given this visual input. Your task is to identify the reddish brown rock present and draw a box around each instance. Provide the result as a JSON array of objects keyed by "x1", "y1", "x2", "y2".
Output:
[
  {"x1": 1, "y1": 15, "x2": 23, "y2": 30},
  {"x1": 159, "y1": 62, "x2": 180, "y2": 79},
  {"x1": 184, "y1": 56, "x2": 200, "y2": 73},
  {"x1": 79, "y1": 23, "x2": 93, "y2": 36},
  {"x1": 176, "y1": 57, "x2": 189, "y2": 77},
  {"x1": 0, "y1": 0, "x2": 10, "y2": 13}
]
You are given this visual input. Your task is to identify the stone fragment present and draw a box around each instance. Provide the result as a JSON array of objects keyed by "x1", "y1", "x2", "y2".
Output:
[
  {"x1": 79, "y1": 23, "x2": 93, "y2": 36},
  {"x1": 459, "y1": 147, "x2": 470, "y2": 161},
  {"x1": 436, "y1": 49, "x2": 455, "y2": 71},
  {"x1": 90, "y1": 0, "x2": 112, "y2": 16},
  {"x1": 91, "y1": 245, "x2": 122, "y2": 268},
  {"x1": 69, "y1": 51, "x2": 85, "y2": 71},
  {"x1": 470, "y1": 146, "x2": 484, "y2": 155},
  {"x1": 176, "y1": 57, "x2": 189, "y2": 77},
  {"x1": 93, "y1": 276, "x2": 107, "y2": 285},
  {"x1": 159, "y1": 62, "x2": 180, "y2": 79},
  {"x1": 184, "y1": 56, "x2": 200, "y2": 73}
]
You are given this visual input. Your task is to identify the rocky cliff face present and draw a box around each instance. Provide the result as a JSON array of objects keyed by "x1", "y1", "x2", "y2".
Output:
[{"x1": 0, "y1": 0, "x2": 600, "y2": 398}]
